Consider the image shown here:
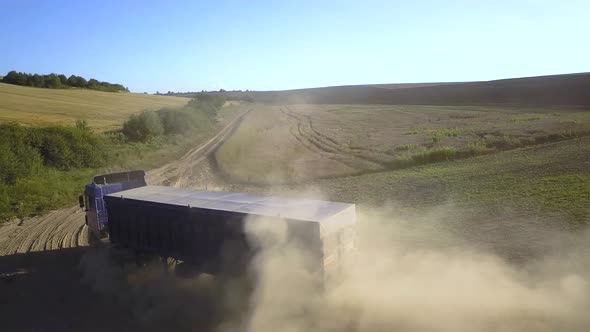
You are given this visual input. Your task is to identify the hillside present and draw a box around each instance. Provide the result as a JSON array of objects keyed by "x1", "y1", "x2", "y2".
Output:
[
  {"x1": 178, "y1": 73, "x2": 590, "y2": 108},
  {"x1": 259, "y1": 73, "x2": 590, "y2": 107},
  {"x1": 213, "y1": 104, "x2": 590, "y2": 184},
  {"x1": 0, "y1": 83, "x2": 190, "y2": 131}
]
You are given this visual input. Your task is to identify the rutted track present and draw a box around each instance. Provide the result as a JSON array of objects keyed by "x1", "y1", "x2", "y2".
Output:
[
  {"x1": 282, "y1": 106, "x2": 386, "y2": 171},
  {"x1": 0, "y1": 207, "x2": 88, "y2": 256},
  {"x1": 0, "y1": 110, "x2": 249, "y2": 256}
]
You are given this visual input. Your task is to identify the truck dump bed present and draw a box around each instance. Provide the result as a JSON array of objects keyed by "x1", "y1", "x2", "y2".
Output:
[{"x1": 104, "y1": 186, "x2": 356, "y2": 276}]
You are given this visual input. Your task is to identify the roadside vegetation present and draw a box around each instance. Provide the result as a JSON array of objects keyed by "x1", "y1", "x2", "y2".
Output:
[
  {"x1": 0, "y1": 95, "x2": 228, "y2": 220},
  {"x1": 121, "y1": 94, "x2": 225, "y2": 142},
  {"x1": 2, "y1": 70, "x2": 128, "y2": 92}
]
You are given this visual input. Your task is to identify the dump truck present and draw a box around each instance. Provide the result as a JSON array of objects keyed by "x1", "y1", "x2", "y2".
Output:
[{"x1": 80, "y1": 171, "x2": 356, "y2": 281}]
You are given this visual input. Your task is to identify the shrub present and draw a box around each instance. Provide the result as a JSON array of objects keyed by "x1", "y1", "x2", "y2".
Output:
[
  {"x1": 27, "y1": 125, "x2": 106, "y2": 170},
  {"x1": 162, "y1": 107, "x2": 214, "y2": 135},
  {"x1": 0, "y1": 136, "x2": 42, "y2": 185},
  {"x1": 158, "y1": 108, "x2": 196, "y2": 135},
  {"x1": 122, "y1": 111, "x2": 164, "y2": 142},
  {"x1": 75, "y1": 119, "x2": 92, "y2": 132},
  {"x1": 187, "y1": 94, "x2": 225, "y2": 120},
  {"x1": 0, "y1": 123, "x2": 105, "y2": 183},
  {"x1": 0, "y1": 124, "x2": 43, "y2": 184}
]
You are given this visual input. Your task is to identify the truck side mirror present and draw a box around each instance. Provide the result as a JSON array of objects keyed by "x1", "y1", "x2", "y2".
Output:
[{"x1": 79, "y1": 195, "x2": 85, "y2": 208}]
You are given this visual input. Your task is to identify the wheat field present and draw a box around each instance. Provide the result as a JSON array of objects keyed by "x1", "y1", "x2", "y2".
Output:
[{"x1": 0, "y1": 83, "x2": 189, "y2": 131}]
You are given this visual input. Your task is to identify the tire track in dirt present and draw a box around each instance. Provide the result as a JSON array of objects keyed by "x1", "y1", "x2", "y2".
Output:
[
  {"x1": 282, "y1": 106, "x2": 385, "y2": 171},
  {"x1": 0, "y1": 110, "x2": 250, "y2": 256},
  {"x1": 0, "y1": 207, "x2": 85, "y2": 256}
]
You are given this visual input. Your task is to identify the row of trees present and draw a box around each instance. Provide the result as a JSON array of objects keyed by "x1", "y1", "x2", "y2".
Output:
[{"x1": 2, "y1": 71, "x2": 129, "y2": 92}]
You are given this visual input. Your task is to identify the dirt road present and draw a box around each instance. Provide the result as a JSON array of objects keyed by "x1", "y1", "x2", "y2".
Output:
[{"x1": 147, "y1": 109, "x2": 249, "y2": 188}]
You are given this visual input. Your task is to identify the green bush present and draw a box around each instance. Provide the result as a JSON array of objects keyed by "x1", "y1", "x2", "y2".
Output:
[
  {"x1": 158, "y1": 108, "x2": 196, "y2": 135},
  {"x1": 0, "y1": 122, "x2": 106, "y2": 183},
  {"x1": 27, "y1": 125, "x2": 106, "y2": 170},
  {"x1": 158, "y1": 107, "x2": 214, "y2": 135},
  {"x1": 122, "y1": 111, "x2": 164, "y2": 142},
  {"x1": 0, "y1": 125, "x2": 38, "y2": 183},
  {"x1": 0, "y1": 124, "x2": 43, "y2": 184},
  {"x1": 187, "y1": 94, "x2": 225, "y2": 120},
  {"x1": 122, "y1": 97, "x2": 220, "y2": 142}
]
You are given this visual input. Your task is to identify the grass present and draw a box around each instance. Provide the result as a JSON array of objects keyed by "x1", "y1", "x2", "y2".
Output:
[
  {"x1": 284, "y1": 137, "x2": 590, "y2": 225},
  {"x1": 509, "y1": 116, "x2": 544, "y2": 123},
  {"x1": 404, "y1": 127, "x2": 462, "y2": 143},
  {"x1": 0, "y1": 83, "x2": 189, "y2": 132},
  {"x1": 394, "y1": 144, "x2": 417, "y2": 152},
  {"x1": 431, "y1": 128, "x2": 462, "y2": 142},
  {"x1": 0, "y1": 168, "x2": 95, "y2": 218},
  {"x1": 411, "y1": 146, "x2": 457, "y2": 164},
  {"x1": 405, "y1": 127, "x2": 462, "y2": 139}
]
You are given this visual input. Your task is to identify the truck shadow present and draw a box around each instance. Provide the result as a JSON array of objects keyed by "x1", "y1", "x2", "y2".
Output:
[
  {"x1": 0, "y1": 247, "x2": 250, "y2": 332},
  {"x1": 0, "y1": 247, "x2": 145, "y2": 332}
]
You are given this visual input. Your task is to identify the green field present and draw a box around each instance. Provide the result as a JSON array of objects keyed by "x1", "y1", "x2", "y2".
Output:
[
  {"x1": 272, "y1": 137, "x2": 590, "y2": 226},
  {"x1": 0, "y1": 83, "x2": 189, "y2": 131}
]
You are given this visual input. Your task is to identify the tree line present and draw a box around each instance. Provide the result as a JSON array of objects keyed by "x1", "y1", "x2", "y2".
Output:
[{"x1": 1, "y1": 71, "x2": 129, "y2": 93}]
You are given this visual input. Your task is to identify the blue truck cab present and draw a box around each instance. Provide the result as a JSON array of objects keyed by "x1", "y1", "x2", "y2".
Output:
[{"x1": 79, "y1": 170, "x2": 147, "y2": 238}]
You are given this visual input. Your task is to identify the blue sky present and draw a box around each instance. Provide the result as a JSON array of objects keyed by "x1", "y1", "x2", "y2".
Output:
[{"x1": 1, "y1": 0, "x2": 588, "y2": 93}]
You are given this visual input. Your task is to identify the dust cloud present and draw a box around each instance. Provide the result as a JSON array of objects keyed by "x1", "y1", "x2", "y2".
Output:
[
  {"x1": 239, "y1": 200, "x2": 590, "y2": 332},
  {"x1": 79, "y1": 198, "x2": 590, "y2": 332}
]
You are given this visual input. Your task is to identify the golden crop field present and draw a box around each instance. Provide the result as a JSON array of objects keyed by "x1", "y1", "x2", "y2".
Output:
[{"x1": 0, "y1": 83, "x2": 189, "y2": 131}]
